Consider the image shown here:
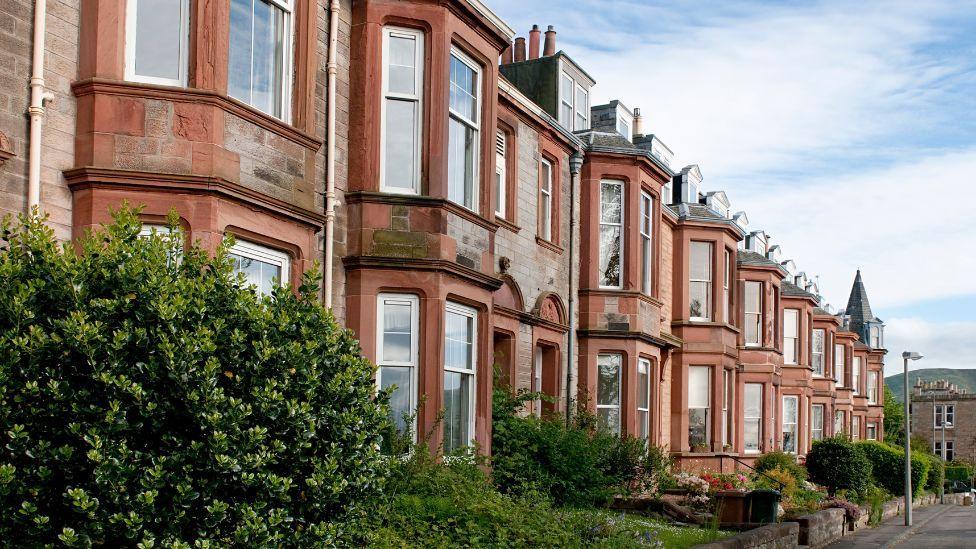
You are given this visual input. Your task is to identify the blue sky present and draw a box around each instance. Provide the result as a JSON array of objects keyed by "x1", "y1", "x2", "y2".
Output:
[{"x1": 490, "y1": 0, "x2": 976, "y2": 376}]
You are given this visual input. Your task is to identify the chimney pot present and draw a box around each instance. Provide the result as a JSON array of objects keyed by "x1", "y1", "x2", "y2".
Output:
[
  {"x1": 502, "y1": 43, "x2": 513, "y2": 64},
  {"x1": 514, "y1": 37, "x2": 526, "y2": 62},
  {"x1": 543, "y1": 25, "x2": 557, "y2": 56},
  {"x1": 633, "y1": 107, "x2": 643, "y2": 137},
  {"x1": 528, "y1": 25, "x2": 541, "y2": 60}
]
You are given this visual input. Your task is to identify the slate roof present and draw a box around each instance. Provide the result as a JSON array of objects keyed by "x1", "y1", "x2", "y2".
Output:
[
  {"x1": 781, "y1": 280, "x2": 818, "y2": 300},
  {"x1": 577, "y1": 130, "x2": 674, "y2": 175},
  {"x1": 845, "y1": 270, "x2": 881, "y2": 339},
  {"x1": 813, "y1": 307, "x2": 833, "y2": 316},
  {"x1": 737, "y1": 250, "x2": 786, "y2": 272}
]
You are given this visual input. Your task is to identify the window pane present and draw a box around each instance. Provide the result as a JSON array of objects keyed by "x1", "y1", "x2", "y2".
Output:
[
  {"x1": 598, "y1": 407, "x2": 620, "y2": 435},
  {"x1": 638, "y1": 361, "x2": 649, "y2": 409},
  {"x1": 134, "y1": 0, "x2": 184, "y2": 80},
  {"x1": 745, "y1": 384, "x2": 762, "y2": 417},
  {"x1": 689, "y1": 366, "x2": 710, "y2": 408},
  {"x1": 384, "y1": 99, "x2": 417, "y2": 189},
  {"x1": 597, "y1": 355, "x2": 621, "y2": 406},
  {"x1": 599, "y1": 226, "x2": 621, "y2": 287},
  {"x1": 260, "y1": 261, "x2": 281, "y2": 296},
  {"x1": 448, "y1": 117, "x2": 477, "y2": 208},
  {"x1": 228, "y1": 0, "x2": 254, "y2": 102},
  {"x1": 443, "y1": 371, "x2": 470, "y2": 452},
  {"x1": 445, "y1": 310, "x2": 473, "y2": 370},
  {"x1": 382, "y1": 302, "x2": 412, "y2": 363},
  {"x1": 744, "y1": 420, "x2": 760, "y2": 452},
  {"x1": 388, "y1": 35, "x2": 416, "y2": 94},
  {"x1": 689, "y1": 409, "x2": 708, "y2": 447},
  {"x1": 450, "y1": 55, "x2": 478, "y2": 121},
  {"x1": 229, "y1": 0, "x2": 287, "y2": 118},
  {"x1": 600, "y1": 183, "x2": 622, "y2": 223},
  {"x1": 380, "y1": 366, "x2": 412, "y2": 433}
]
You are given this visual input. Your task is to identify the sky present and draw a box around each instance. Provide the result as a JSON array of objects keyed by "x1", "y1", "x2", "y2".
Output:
[{"x1": 490, "y1": 0, "x2": 976, "y2": 377}]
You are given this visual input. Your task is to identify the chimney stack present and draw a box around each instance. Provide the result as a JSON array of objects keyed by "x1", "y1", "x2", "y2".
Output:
[
  {"x1": 501, "y1": 43, "x2": 513, "y2": 64},
  {"x1": 633, "y1": 107, "x2": 643, "y2": 137},
  {"x1": 514, "y1": 37, "x2": 526, "y2": 62},
  {"x1": 543, "y1": 25, "x2": 556, "y2": 56},
  {"x1": 528, "y1": 25, "x2": 541, "y2": 59}
]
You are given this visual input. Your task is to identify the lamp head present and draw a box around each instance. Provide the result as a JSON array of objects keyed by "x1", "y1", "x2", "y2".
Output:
[{"x1": 902, "y1": 351, "x2": 923, "y2": 361}]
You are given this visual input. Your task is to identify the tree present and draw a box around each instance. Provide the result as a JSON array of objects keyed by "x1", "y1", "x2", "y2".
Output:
[
  {"x1": 884, "y1": 385, "x2": 906, "y2": 445},
  {"x1": 0, "y1": 208, "x2": 388, "y2": 546}
]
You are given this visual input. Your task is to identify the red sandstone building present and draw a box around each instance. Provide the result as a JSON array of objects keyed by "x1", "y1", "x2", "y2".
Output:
[{"x1": 0, "y1": 0, "x2": 884, "y2": 468}]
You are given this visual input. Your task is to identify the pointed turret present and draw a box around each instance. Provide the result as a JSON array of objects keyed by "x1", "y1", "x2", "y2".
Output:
[{"x1": 845, "y1": 270, "x2": 884, "y2": 349}]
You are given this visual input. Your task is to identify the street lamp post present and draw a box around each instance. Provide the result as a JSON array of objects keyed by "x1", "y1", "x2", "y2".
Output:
[{"x1": 903, "y1": 351, "x2": 923, "y2": 526}]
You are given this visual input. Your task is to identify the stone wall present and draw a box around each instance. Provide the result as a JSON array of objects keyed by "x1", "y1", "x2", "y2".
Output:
[
  {"x1": 795, "y1": 507, "x2": 844, "y2": 548},
  {"x1": 697, "y1": 522, "x2": 798, "y2": 549}
]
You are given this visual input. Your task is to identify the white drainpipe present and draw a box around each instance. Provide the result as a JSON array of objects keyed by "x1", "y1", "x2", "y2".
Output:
[
  {"x1": 27, "y1": 0, "x2": 54, "y2": 212},
  {"x1": 323, "y1": 0, "x2": 339, "y2": 308}
]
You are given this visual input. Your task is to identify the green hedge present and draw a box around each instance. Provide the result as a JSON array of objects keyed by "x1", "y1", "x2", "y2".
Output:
[
  {"x1": 919, "y1": 453, "x2": 944, "y2": 493},
  {"x1": 945, "y1": 464, "x2": 974, "y2": 482},
  {"x1": 0, "y1": 209, "x2": 389, "y2": 546},
  {"x1": 806, "y1": 437, "x2": 872, "y2": 496},
  {"x1": 855, "y1": 441, "x2": 929, "y2": 498}
]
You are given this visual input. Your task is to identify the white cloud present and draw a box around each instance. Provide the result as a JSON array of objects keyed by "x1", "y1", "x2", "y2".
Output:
[{"x1": 883, "y1": 317, "x2": 976, "y2": 376}]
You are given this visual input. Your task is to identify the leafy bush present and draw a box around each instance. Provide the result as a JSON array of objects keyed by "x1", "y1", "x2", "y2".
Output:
[
  {"x1": 917, "y1": 452, "x2": 943, "y2": 494},
  {"x1": 0, "y1": 209, "x2": 388, "y2": 546},
  {"x1": 754, "y1": 450, "x2": 807, "y2": 483},
  {"x1": 864, "y1": 485, "x2": 890, "y2": 526},
  {"x1": 855, "y1": 440, "x2": 929, "y2": 499},
  {"x1": 945, "y1": 464, "x2": 974, "y2": 482},
  {"x1": 806, "y1": 437, "x2": 872, "y2": 496},
  {"x1": 490, "y1": 387, "x2": 652, "y2": 506}
]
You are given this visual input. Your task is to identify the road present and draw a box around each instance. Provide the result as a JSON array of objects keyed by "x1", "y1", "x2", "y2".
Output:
[{"x1": 829, "y1": 503, "x2": 976, "y2": 548}]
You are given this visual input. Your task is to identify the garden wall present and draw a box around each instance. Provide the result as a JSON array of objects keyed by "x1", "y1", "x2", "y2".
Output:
[{"x1": 696, "y1": 522, "x2": 798, "y2": 549}]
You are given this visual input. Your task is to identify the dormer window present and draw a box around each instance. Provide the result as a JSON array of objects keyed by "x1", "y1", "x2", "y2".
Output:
[
  {"x1": 559, "y1": 71, "x2": 589, "y2": 131},
  {"x1": 870, "y1": 325, "x2": 883, "y2": 348},
  {"x1": 617, "y1": 116, "x2": 631, "y2": 139}
]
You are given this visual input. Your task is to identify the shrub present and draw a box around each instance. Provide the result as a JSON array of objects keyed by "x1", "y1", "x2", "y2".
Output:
[
  {"x1": 864, "y1": 485, "x2": 890, "y2": 526},
  {"x1": 918, "y1": 452, "x2": 943, "y2": 494},
  {"x1": 945, "y1": 464, "x2": 974, "y2": 482},
  {"x1": 490, "y1": 387, "x2": 652, "y2": 506},
  {"x1": 806, "y1": 437, "x2": 872, "y2": 496},
  {"x1": 754, "y1": 450, "x2": 807, "y2": 483},
  {"x1": 0, "y1": 209, "x2": 388, "y2": 546},
  {"x1": 855, "y1": 440, "x2": 929, "y2": 499}
]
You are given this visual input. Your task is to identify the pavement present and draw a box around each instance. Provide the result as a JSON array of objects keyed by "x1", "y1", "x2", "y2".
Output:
[{"x1": 828, "y1": 503, "x2": 976, "y2": 548}]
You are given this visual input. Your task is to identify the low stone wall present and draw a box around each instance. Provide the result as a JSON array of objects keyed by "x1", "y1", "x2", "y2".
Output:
[
  {"x1": 696, "y1": 522, "x2": 798, "y2": 549},
  {"x1": 795, "y1": 508, "x2": 845, "y2": 548}
]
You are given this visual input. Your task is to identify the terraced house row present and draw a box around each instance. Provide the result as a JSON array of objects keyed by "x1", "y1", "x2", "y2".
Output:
[{"x1": 0, "y1": 0, "x2": 884, "y2": 469}]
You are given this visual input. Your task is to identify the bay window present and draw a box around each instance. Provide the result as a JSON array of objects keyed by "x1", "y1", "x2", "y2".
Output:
[
  {"x1": 597, "y1": 354, "x2": 622, "y2": 434},
  {"x1": 448, "y1": 49, "x2": 481, "y2": 211},
  {"x1": 125, "y1": 0, "x2": 190, "y2": 86},
  {"x1": 782, "y1": 396, "x2": 798, "y2": 453},
  {"x1": 229, "y1": 0, "x2": 293, "y2": 120},
  {"x1": 834, "y1": 343, "x2": 845, "y2": 387},
  {"x1": 638, "y1": 358, "x2": 651, "y2": 439},
  {"x1": 689, "y1": 242, "x2": 712, "y2": 320},
  {"x1": 599, "y1": 181, "x2": 624, "y2": 288},
  {"x1": 443, "y1": 302, "x2": 477, "y2": 452},
  {"x1": 783, "y1": 309, "x2": 799, "y2": 364},
  {"x1": 640, "y1": 191, "x2": 653, "y2": 295},
  {"x1": 381, "y1": 27, "x2": 424, "y2": 194},
  {"x1": 744, "y1": 383, "x2": 763, "y2": 453},
  {"x1": 688, "y1": 366, "x2": 711, "y2": 448},
  {"x1": 229, "y1": 240, "x2": 289, "y2": 296},
  {"x1": 811, "y1": 404, "x2": 824, "y2": 441},
  {"x1": 539, "y1": 159, "x2": 554, "y2": 241},
  {"x1": 812, "y1": 329, "x2": 825, "y2": 376},
  {"x1": 744, "y1": 281, "x2": 762, "y2": 346},
  {"x1": 376, "y1": 294, "x2": 419, "y2": 436}
]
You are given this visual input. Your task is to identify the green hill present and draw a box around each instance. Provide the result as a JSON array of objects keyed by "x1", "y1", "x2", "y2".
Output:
[{"x1": 886, "y1": 368, "x2": 976, "y2": 396}]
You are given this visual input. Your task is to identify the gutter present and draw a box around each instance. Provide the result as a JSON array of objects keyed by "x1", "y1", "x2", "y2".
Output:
[
  {"x1": 323, "y1": 0, "x2": 339, "y2": 308},
  {"x1": 28, "y1": 0, "x2": 54, "y2": 212}
]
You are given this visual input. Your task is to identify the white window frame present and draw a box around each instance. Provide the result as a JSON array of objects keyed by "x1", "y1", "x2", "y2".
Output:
[
  {"x1": 689, "y1": 241, "x2": 713, "y2": 321},
  {"x1": 783, "y1": 309, "x2": 799, "y2": 364},
  {"x1": 852, "y1": 356, "x2": 861, "y2": 395},
  {"x1": 935, "y1": 404, "x2": 955, "y2": 428},
  {"x1": 640, "y1": 191, "x2": 653, "y2": 295},
  {"x1": 124, "y1": 0, "x2": 190, "y2": 87},
  {"x1": 946, "y1": 440, "x2": 954, "y2": 461},
  {"x1": 597, "y1": 353, "x2": 622, "y2": 435},
  {"x1": 443, "y1": 301, "x2": 477, "y2": 452},
  {"x1": 868, "y1": 371, "x2": 879, "y2": 404},
  {"x1": 447, "y1": 47, "x2": 482, "y2": 211},
  {"x1": 870, "y1": 325, "x2": 882, "y2": 348},
  {"x1": 574, "y1": 82, "x2": 588, "y2": 130},
  {"x1": 866, "y1": 422, "x2": 877, "y2": 440},
  {"x1": 638, "y1": 358, "x2": 651, "y2": 439},
  {"x1": 617, "y1": 115, "x2": 631, "y2": 139},
  {"x1": 812, "y1": 329, "x2": 825, "y2": 376},
  {"x1": 662, "y1": 181, "x2": 672, "y2": 205},
  {"x1": 539, "y1": 158, "x2": 554, "y2": 241},
  {"x1": 744, "y1": 383, "x2": 763, "y2": 453},
  {"x1": 744, "y1": 281, "x2": 763, "y2": 346},
  {"x1": 811, "y1": 404, "x2": 824, "y2": 441},
  {"x1": 599, "y1": 180, "x2": 624, "y2": 289},
  {"x1": 559, "y1": 72, "x2": 574, "y2": 128},
  {"x1": 851, "y1": 415, "x2": 860, "y2": 440},
  {"x1": 782, "y1": 395, "x2": 798, "y2": 454},
  {"x1": 376, "y1": 293, "x2": 420, "y2": 439},
  {"x1": 380, "y1": 26, "x2": 424, "y2": 195},
  {"x1": 495, "y1": 129, "x2": 507, "y2": 218},
  {"x1": 722, "y1": 369, "x2": 732, "y2": 447},
  {"x1": 533, "y1": 346, "x2": 543, "y2": 418},
  {"x1": 689, "y1": 365, "x2": 711, "y2": 449},
  {"x1": 722, "y1": 249, "x2": 731, "y2": 323},
  {"x1": 228, "y1": 239, "x2": 290, "y2": 295},
  {"x1": 834, "y1": 410, "x2": 845, "y2": 436},
  {"x1": 227, "y1": 0, "x2": 295, "y2": 121},
  {"x1": 834, "y1": 343, "x2": 845, "y2": 387}
]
